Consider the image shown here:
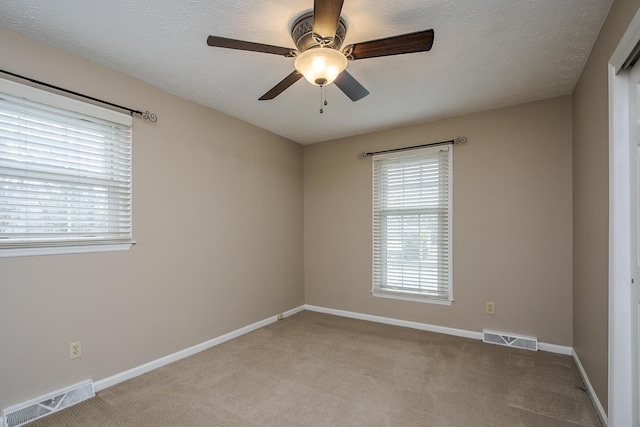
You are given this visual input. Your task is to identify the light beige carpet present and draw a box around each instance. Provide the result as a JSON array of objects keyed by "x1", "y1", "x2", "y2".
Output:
[{"x1": 28, "y1": 311, "x2": 601, "y2": 426}]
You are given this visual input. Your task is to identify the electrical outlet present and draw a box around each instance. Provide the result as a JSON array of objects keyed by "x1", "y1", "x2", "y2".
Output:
[
  {"x1": 486, "y1": 302, "x2": 495, "y2": 315},
  {"x1": 277, "y1": 313, "x2": 284, "y2": 320},
  {"x1": 70, "y1": 341, "x2": 82, "y2": 360}
]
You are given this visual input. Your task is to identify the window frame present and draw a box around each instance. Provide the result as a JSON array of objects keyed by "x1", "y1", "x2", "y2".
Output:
[
  {"x1": 371, "y1": 145, "x2": 453, "y2": 305},
  {"x1": 0, "y1": 78, "x2": 134, "y2": 258}
]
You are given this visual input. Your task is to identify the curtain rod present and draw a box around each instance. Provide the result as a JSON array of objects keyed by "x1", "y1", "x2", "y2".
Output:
[
  {"x1": 0, "y1": 68, "x2": 158, "y2": 123},
  {"x1": 357, "y1": 136, "x2": 467, "y2": 159}
]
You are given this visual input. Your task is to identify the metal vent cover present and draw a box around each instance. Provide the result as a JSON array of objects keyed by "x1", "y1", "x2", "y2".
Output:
[
  {"x1": 483, "y1": 330, "x2": 538, "y2": 351},
  {"x1": 2, "y1": 380, "x2": 95, "y2": 427}
]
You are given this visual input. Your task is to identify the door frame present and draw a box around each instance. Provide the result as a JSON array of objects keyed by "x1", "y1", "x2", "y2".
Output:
[{"x1": 609, "y1": 8, "x2": 640, "y2": 426}]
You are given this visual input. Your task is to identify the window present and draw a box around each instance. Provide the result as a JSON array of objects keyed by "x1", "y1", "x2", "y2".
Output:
[
  {"x1": 372, "y1": 145, "x2": 452, "y2": 304},
  {"x1": 0, "y1": 78, "x2": 133, "y2": 257}
]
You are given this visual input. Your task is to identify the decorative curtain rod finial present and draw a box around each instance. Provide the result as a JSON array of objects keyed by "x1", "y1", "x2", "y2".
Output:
[
  {"x1": 454, "y1": 136, "x2": 468, "y2": 145},
  {"x1": 136, "y1": 111, "x2": 158, "y2": 123}
]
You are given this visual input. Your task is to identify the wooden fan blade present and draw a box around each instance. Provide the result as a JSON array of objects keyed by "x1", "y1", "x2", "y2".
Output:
[
  {"x1": 207, "y1": 36, "x2": 293, "y2": 56},
  {"x1": 259, "y1": 71, "x2": 303, "y2": 100},
  {"x1": 313, "y1": 0, "x2": 345, "y2": 39},
  {"x1": 347, "y1": 29, "x2": 434, "y2": 60},
  {"x1": 334, "y1": 70, "x2": 369, "y2": 102}
]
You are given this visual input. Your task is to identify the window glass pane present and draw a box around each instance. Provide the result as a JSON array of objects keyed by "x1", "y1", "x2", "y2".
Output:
[
  {"x1": 0, "y1": 79, "x2": 133, "y2": 254},
  {"x1": 372, "y1": 146, "x2": 452, "y2": 303}
]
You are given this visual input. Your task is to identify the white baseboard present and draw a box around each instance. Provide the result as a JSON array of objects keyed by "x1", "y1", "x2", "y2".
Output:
[
  {"x1": 5, "y1": 303, "x2": 603, "y2": 427},
  {"x1": 573, "y1": 349, "x2": 608, "y2": 426},
  {"x1": 305, "y1": 304, "x2": 483, "y2": 340},
  {"x1": 304, "y1": 304, "x2": 573, "y2": 356},
  {"x1": 94, "y1": 305, "x2": 304, "y2": 392},
  {"x1": 538, "y1": 342, "x2": 573, "y2": 356}
]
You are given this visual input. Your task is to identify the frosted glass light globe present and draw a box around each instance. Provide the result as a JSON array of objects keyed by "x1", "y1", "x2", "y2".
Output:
[{"x1": 294, "y1": 48, "x2": 348, "y2": 86}]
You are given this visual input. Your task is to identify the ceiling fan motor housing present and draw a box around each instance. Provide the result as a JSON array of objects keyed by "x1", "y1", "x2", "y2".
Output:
[{"x1": 291, "y1": 11, "x2": 347, "y2": 53}]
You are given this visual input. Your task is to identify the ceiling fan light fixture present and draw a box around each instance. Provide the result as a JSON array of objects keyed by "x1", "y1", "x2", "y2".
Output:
[{"x1": 294, "y1": 48, "x2": 347, "y2": 86}]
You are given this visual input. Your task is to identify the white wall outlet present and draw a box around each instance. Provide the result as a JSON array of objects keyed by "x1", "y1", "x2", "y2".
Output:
[
  {"x1": 70, "y1": 341, "x2": 82, "y2": 360},
  {"x1": 486, "y1": 302, "x2": 496, "y2": 315}
]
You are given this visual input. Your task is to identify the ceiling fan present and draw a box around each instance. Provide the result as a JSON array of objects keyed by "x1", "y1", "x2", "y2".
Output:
[{"x1": 206, "y1": 0, "x2": 434, "y2": 103}]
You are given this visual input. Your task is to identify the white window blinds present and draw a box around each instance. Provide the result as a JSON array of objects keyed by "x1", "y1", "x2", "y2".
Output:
[
  {"x1": 372, "y1": 145, "x2": 452, "y2": 303},
  {"x1": 0, "y1": 78, "x2": 133, "y2": 255}
]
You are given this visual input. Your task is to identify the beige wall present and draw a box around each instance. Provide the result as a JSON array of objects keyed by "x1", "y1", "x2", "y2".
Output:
[
  {"x1": 304, "y1": 96, "x2": 573, "y2": 345},
  {"x1": 572, "y1": 0, "x2": 640, "y2": 414},
  {"x1": 0, "y1": 27, "x2": 304, "y2": 410},
  {"x1": 2, "y1": 0, "x2": 634, "y2": 413}
]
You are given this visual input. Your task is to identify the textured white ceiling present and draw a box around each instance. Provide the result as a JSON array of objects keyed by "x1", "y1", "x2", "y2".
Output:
[{"x1": 0, "y1": 0, "x2": 612, "y2": 144}]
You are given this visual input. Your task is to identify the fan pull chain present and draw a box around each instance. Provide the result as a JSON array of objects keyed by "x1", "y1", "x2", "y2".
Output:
[{"x1": 319, "y1": 85, "x2": 328, "y2": 114}]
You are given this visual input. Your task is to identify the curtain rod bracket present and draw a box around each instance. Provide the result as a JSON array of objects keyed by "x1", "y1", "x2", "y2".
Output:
[{"x1": 358, "y1": 136, "x2": 468, "y2": 159}]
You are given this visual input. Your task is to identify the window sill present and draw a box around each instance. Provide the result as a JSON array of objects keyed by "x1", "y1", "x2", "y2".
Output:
[
  {"x1": 0, "y1": 242, "x2": 134, "y2": 258},
  {"x1": 371, "y1": 291, "x2": 453, "y2": 306}
]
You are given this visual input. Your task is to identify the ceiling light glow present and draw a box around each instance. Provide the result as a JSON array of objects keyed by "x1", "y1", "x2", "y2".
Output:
[{"x1": 295, "y1": 48, "x2": 347, "y2": 86}]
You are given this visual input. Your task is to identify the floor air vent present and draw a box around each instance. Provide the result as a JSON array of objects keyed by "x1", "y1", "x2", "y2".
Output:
[
  {"x1": 483, "y1": 330, "x2": 538, "y2": 351},
  {"x1": 2, "y1": 380, "x2": 95, "y2": 427}
]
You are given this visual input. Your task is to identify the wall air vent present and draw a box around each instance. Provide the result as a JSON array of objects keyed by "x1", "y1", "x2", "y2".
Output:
[
  {"x1": 483, "y1": 330, "x2": 538, "y2": 351},
  {"x1": 2, "y1": 380, "x2": 94, "y2": 427}
]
